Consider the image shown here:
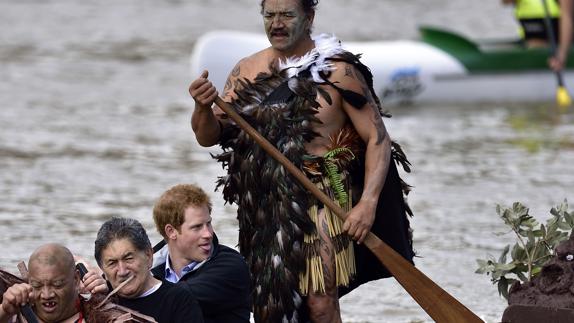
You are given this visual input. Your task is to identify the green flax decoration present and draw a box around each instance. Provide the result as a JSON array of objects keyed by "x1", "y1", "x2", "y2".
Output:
[{"x1": 323, "y1": 147, "x2": 355, "y2": 207}]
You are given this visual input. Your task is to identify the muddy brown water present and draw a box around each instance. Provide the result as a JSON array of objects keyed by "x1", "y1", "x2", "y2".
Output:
[{"x1": 1, "y1": 1, "x2": 573, "y2": 322}]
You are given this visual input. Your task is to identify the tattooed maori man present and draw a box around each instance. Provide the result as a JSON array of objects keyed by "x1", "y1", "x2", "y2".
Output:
[
  {"x1": 189, "y1": 0, "x2": 414, "y2": 322},
  {"x1": 0, "y1": 244, "x2": 108, "y2": 323}
]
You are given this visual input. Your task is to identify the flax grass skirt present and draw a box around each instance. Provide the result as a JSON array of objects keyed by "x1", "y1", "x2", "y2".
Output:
[{"x1": 299, "y1": 177, "x2": 356, "y2": 295}]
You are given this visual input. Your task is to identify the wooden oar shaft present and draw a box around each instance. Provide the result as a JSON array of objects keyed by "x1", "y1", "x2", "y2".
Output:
[{"x1": 214, "y1": 97, "x2": 482, "y2": 322}]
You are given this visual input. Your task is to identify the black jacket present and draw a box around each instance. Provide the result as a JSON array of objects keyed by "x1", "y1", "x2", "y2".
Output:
[
  {"x1": 152, "y1": 235, "x2": 251, "y2": 323},
  {"x1": 117, "y1": 281, "x2": 204, "y2": 323}
]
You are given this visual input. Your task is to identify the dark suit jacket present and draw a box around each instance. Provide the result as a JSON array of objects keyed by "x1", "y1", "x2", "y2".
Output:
[{"x1": 152, "y1": 235, "x2": 252, "y2": 323}]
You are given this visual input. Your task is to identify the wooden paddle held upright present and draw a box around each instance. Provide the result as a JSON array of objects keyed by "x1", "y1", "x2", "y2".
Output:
[{"x1": 214, "y1": 97, "x2": 483, "y2": 323}]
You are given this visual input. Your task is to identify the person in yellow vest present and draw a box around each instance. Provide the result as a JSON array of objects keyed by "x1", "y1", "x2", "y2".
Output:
[
  {"x1": 503, "y1": 0, "x2": 573, "y2": 71},
  {"x1": 503, "y1": 0, "x2": 561, "y2": 47}
]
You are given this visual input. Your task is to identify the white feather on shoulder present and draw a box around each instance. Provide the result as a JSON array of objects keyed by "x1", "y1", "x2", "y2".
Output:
[{"x1": 279, "y1": 34, "x2": 345, "y2": 83}]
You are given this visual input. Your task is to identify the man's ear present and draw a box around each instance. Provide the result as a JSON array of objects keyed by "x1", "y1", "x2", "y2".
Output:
[
  {"x1": 146, "y1": 248, "x2": 154, "y2": 268},
  {"x1": 165, "y1": 224, "x2": 178, "y2": 240},
  {"x1": 306, "y1": 11, "x2": 315, "y2": 32}
]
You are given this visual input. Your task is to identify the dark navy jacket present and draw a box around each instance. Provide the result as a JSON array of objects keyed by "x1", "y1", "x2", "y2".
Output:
[{"x1": 152, "y1": 235, "x2": 251, "y2": 323}]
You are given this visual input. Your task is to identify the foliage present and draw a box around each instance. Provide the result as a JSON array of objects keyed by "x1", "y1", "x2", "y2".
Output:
[
  {"x1": 323, "y1": 147, "x2": 355, "y2": 207},
  {"x1": 475, "y1": 200, "x2": 573, "y2": 300}
]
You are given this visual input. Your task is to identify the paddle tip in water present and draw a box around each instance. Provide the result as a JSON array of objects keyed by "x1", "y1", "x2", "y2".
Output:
[{"x1": 556, "y1": 87, "x2": 572, "y2": 110}]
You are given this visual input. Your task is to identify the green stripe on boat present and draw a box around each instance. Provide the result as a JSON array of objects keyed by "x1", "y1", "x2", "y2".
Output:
[{"x1": 420, "y1": 25, "x2": 574, "y2": 72}]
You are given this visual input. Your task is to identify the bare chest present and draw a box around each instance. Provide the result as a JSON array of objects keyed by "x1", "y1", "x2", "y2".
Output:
[
  {"x1": 305, "y1": 85, "x2": 349, "y2": 155},
  {"x1": 242, "y1": 59, "x2": 350, "y2": 155}
]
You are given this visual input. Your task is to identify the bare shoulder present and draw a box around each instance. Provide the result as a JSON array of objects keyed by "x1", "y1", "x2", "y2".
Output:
[
  {"x1": 324, "y1": 56, "x2": 388, "y2": 145},
  {"x1": 222, "y1": 48, "x2": 273, "y2": 100},
  {"x1": 328, "y1": 58, "x2": 369, "y2": 94}
]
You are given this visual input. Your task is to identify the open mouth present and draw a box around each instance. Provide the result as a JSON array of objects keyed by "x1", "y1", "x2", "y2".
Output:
[
  {"x1": 199, "y1": 243, "x2": 211, "y2": 254},
  {"x1": 271, "y1": 31, "x2": 288, "y2": 38},
  {"x1": 41, "y1": 301, "x2": 57, "y2": 313}
]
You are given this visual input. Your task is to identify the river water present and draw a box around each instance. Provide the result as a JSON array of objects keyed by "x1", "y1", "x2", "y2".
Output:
[{"x1": 1, "y1": 1, "x2": 573, "y2": 322}]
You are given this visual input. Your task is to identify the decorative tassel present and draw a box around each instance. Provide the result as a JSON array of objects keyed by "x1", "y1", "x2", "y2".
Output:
[{"x1": 299, "y1": 176, "x2": 356, "y2": 295}]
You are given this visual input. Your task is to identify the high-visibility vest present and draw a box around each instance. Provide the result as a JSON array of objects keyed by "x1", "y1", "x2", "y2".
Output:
[{"x1": 515, "y1": 0, "x2": 561, "y2": 19}]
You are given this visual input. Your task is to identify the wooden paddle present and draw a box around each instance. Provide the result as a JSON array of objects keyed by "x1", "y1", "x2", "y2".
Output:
[
  {"x1": 541, "y1": 0, "x2": 572, "y2": 109},
  {"x1": 213, "y1": 96, "x2": 483, "y2": 322}
]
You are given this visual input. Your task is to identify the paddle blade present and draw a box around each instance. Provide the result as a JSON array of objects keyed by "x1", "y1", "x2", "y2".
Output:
[{"x1": 556, "y1": 86, "x2": 572, "y2": 109}]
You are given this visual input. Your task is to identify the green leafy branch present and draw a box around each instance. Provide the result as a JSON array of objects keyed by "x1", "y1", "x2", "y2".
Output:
[
  {"x1": 323, "y1": 147, "x2": 355, "y2": 207},
  {"x1": 475, "y1": 200, "x2": 572, "y2": 300}
]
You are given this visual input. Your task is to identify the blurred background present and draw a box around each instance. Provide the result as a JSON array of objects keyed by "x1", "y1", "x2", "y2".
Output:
[{"x1": 1, "y1": 0, "x2": 573, "y2": 322}]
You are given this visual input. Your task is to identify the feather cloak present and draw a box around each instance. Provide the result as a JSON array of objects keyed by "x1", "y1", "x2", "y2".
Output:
[{"x1": 215, "y1": 67, "x2": 319, "y2": 323}]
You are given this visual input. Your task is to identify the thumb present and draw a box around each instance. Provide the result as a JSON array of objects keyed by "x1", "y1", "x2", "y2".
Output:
[{"x1": 200, "y1": 70, "x2": 209, "y2": 79}]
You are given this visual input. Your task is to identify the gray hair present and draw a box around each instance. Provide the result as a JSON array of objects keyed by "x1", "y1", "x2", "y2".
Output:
[
  {"x1": 260, "y1": 0, "x2": 319, "y2": 15},
  {"x1": 94, "y1": 217, "x2": 151, "y2": 266}
]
